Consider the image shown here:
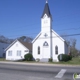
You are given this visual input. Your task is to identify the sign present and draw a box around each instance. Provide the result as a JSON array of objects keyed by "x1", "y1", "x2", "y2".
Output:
[{"x1": 73, "y1": 73, "x2": 80, "y2": 80}]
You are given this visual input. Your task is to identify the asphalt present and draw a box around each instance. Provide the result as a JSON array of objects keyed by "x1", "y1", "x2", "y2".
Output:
[{"x1": 0, "y1": 61, "x2": 80, "y2": 80}]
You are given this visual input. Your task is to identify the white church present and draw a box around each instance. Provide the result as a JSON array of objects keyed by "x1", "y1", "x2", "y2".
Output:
[{"x1": 32, "y1": 1, "x2": 69, "y2": 62}]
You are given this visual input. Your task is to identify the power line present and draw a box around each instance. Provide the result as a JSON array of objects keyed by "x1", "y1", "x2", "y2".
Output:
[
  {"x1": 35, "y1": 33, "x2": 80, "y2": 39},
  {"x1": 5, "y1": 27, "x2": 80, "y2": 38},
  {"x1": 0, "y1": 22, "x2": 80, "y2": 34},
  {"x1": 0, "y1": 13, "x2": 80, "y2": 31},
  {"x1": 55, "y1": 27, "x2": 80, "y2": 31},
  {"x1": 6, "y1": 33, "x2": 80, "y2": 38}
]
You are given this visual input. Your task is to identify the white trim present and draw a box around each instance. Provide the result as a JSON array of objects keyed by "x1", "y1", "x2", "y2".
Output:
[
  {"x1": 5, "y1": 39, "x2": 29, "y2": 51},
  {"x1": 5, "y1": 39, "x2": 18, "y2": 51},
  {"x1": 32, "y1": 30, "x2": 65, "y2": 43},
  {"x1": 52, "y1": 29, "x2": 65, "y2": 42},
  {"x1": 32, "y1": 32, "x2": 41, "y2": 43}
]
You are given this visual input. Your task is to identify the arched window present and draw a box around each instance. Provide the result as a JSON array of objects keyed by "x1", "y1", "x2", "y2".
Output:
[
  {"x1": 38, "y1": 46, "x2": 40, "y2": 55},
  {"x1": 55, "y1": 46, "x2": 58, "y2": 54},
  {"x1": 43, "y1": 41, "x2": 49, "y2": 46}
]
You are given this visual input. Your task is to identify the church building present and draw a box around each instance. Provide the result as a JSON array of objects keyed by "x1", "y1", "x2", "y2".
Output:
[{"x1": 32, "y1": 1, "x2": 69, "y2": 62}]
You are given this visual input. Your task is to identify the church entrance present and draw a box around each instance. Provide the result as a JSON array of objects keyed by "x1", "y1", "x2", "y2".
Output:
[{"x1": 42, "y1": 47, "x2": 50, "y2": 58}]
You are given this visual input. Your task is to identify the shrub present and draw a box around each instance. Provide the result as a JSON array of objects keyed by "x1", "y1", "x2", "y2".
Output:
[
  {"x1": 58, "y1": 54, "x2": 63, "y2": 61},
  {"x1": 24, "y1": 53, "x2": 33, "y2": 61},
  {"x1": 48, "y1": 58, "x2": 53, "y2": 62},
  {"x1": 68, "y1": 55, "x2": 72, "y2": 60},
  {"x1": 58, "y1": 54, "x2": 72, "y2": 62}
]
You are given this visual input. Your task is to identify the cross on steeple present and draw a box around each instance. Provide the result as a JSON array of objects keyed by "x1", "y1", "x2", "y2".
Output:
[{"x1": 46, "y1": 0, "x2": 48, "y2": 3}]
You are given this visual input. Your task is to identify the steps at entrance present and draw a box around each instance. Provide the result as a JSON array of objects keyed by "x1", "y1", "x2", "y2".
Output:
[{"x1": 40, "y1": 58, "x2": 48, "y2": 62}]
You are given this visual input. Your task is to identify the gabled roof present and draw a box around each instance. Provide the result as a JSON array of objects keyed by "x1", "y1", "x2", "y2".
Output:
[
  {"x1": 5, "y1": 39, "x2": 32, "y2": 51},
  {"x1": 32, "y1": 30, "x2": 65, "y2": 43},
  {"x1": 52, "y1": 30, "x2": 65, "y2": 42},
  {"x1": 18, "y1": 39, "x2": 32, "y2": 51},
  {"x1": 41, "y1": 1, "x2": 52, "y2": 18},
  {"x1": 32, "y1": 32, "x2": 41, "y2": 43}
]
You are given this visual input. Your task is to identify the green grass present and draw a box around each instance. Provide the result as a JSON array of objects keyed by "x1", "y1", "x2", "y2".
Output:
[
  {"x1": 0, "y1": 57, "x2": 80, "y2": 65},
  {"x1": 52, "y1": 57, "x2": 80, "y2": 65},
  {"x1": 0, "y1": 58, "x2": 6, "y2": 61},
  {"x1": 20, "y1": 57, "x2": 80, "y2": 65}
]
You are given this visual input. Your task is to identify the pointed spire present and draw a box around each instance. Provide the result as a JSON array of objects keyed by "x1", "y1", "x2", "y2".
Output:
[{"x1": 41, "y1": 0, "x2": 52, "y2": 18}]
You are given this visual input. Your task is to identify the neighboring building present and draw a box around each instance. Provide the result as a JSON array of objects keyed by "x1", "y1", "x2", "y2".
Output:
[
  {"x1": 5, "y1": 39, "x2": 32, "y2": 61},
  {"x1": 32, "y1": 1, "x2": 69, "y2": 62},
  {"x1": 0, "y1": 43, "x2": 9, "y2": 58}
]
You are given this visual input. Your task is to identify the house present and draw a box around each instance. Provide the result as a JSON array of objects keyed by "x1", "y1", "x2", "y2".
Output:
[
  {"x1": 0, "y1": 43, "x2": 9, "y2": 58},
  {"x1": 32, "y1": 1, "x2": 69, "y2": 62},
  {"x1": 5, "y1": 39, "x2": 32, "y2": 61}
]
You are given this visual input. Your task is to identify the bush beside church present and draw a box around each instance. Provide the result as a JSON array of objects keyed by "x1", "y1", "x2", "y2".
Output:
[{"x1": 58, "y1": 54, "x2": 72, "y2": 62}]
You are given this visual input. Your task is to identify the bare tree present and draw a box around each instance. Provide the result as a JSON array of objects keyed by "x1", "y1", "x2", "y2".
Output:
[{"x1": 61, "y1": 33, "x2": 78, "y2": 57}]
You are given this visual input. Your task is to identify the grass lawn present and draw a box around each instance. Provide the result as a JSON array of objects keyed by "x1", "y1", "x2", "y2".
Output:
[
  {"x1": 20, "y1": 57, "x2": 80, "y2": 65},
  {"x1": 52, "y1": 57, "x2": 80, "y2": 65},
  {"x1": 0, "y1": 58, "x2": 6, "y2": 61},
  {"x1": 0, "y1": 57, "x2": 80, "y2": 65}
]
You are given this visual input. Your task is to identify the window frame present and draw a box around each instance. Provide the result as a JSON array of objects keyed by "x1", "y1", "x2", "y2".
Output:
[
  {"x1": 43, "y1": 41, "x2": 49, "y2": 46},
  {"x1": 38, "y1": 46, "x2": 40, "y2": 55},
  {"x1": 8, "y1": 51, "x2": 12, "y2": 56},
  {"x1": 55, "y1": 46, "x2": 58, "y2": 55},
  {"x1": 17, "y1": 50, "x2": 21, "y2": 56}
]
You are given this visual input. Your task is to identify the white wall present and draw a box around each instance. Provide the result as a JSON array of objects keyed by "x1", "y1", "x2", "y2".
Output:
[
  {"x1": 41, "y1": 14, "x2": 52, "y2": 33},
  {"x1": 6, "y1": 41, "x2": 29, "y2": 60},
  {"x1": 33, "y1": 32, "x2": 51, "y2": 60},
  {"x1": 52, "y1": 32, "x2": 65, "y2": 62}
]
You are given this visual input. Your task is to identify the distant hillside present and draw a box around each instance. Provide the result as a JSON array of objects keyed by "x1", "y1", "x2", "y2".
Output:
[
  {"x1": 0, "y1": 35, "x2": 14, "y2": 44},
  {"x1": 0, "y1": 35, "x2": 33, "y2": 44},
  {"x1": 19, "y1": 36, "x2": 33, "y2": 43}
]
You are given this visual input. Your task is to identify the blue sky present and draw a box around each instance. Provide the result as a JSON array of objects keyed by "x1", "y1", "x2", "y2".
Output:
[{"x1": 0, "y1": 0, "x2": 80, "y2": 50}]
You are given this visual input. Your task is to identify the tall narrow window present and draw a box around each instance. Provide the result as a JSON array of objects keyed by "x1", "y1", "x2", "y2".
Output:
[
  {"x1": 17, "y1": 50, "x2": 21, "y2": 56},
  {"x1": 55, "y1": 46, "x2": 58, "y2": 54},
  {"x1": 38, "y1": 46, "x2": 40, "y2": 55}
]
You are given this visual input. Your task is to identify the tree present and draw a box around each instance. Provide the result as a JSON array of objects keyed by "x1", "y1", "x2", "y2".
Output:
[
  {"x1": 19, "y1": 36, "x2": 33, "y2": 43},
  {"x1": 61, "y1": 33, "x2": 78, "y2": 57},
  {"x1": 70, "y1": 38, "x2": 78, "y2": 57}
]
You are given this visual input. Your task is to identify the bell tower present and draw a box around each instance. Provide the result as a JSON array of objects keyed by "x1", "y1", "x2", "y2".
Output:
[
  {"x1": 41, "y1": 0, "x2": 52, "y2": 33},
  {"x1": 41, "y1": 0, "x2": 53, "y2": 59}
]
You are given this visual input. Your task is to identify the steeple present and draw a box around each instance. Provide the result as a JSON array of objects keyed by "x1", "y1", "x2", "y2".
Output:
[{"x1": 41, "y1": 0, "x2": 52, "y2": 18}]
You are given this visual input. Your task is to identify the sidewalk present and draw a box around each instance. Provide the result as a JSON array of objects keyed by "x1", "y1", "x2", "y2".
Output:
[{"x1": 0, "y1": 61, "x2": 80, "y2": 67}]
